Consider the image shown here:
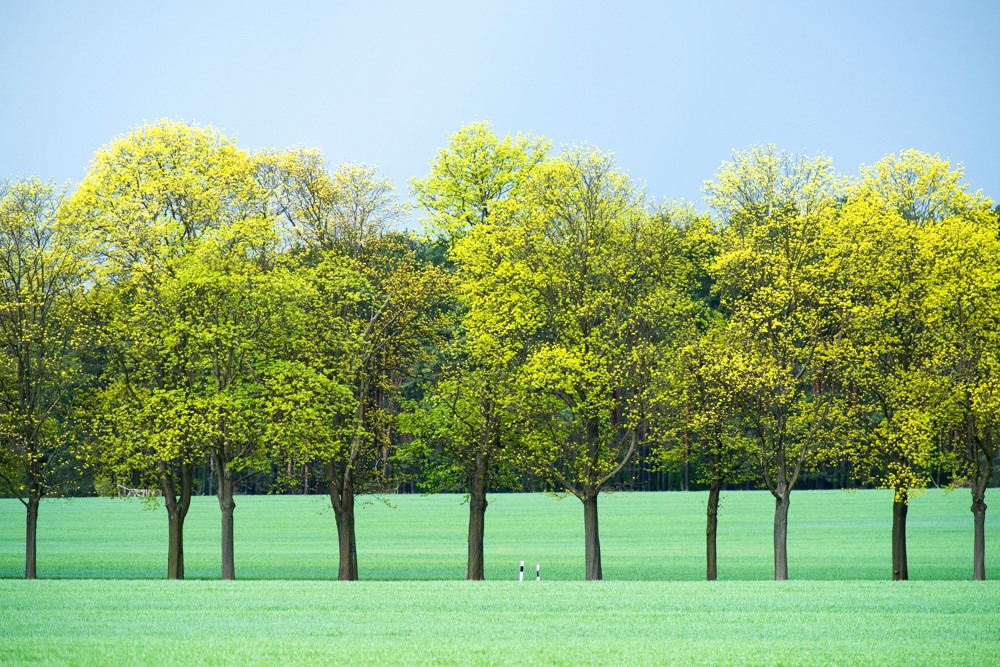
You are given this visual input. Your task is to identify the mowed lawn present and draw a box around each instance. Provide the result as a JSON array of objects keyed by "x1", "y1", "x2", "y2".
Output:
[{"x1": 1, "y1": 490, "x2": 999, "y2": 665}]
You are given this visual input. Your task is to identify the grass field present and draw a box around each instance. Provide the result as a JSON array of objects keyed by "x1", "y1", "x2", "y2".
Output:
[
  {"x1": 1, "y1": 490, "x2": 999, "y2": 665},
  {"x1": 1, "y1": 580, "x2": 998, "y2": 665},
  {"x1": 0, "y1": 489, "x2": 994, "y2": 580}
]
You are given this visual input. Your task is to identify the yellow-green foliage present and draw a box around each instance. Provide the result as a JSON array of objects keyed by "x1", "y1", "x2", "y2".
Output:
[
  {"x1": 650, "y1": 317, "x2": 758, "y2": 487},
  {"x1": 704, "y1": 145, "x2": 845, "y2": 497},
  {"x1": 66, "y1": 120, "x2": 287, "y2": 486},
  {"x1": 412, "y1": 120, "x2": 550, "y2": 242},
  {"x1": 5, "y1": 118, "x2": 1000, "y2": 527},
  {"x1": 456, "y1": 147, "x2": 694, "y2": 498},
  {"x1": 260, "y1": 147, "x2": 408, "y2": 254},
  {"x1": 832, "y1": 151, "x2": 998, "y2": 502},
  {"x1": 0, "y1": 177, "x2": 88, "y2": 500}
]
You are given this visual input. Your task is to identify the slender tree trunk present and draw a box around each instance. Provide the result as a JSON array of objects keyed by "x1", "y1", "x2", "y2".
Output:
[
  {"x1": 971, "y1": 491, "x2": 986, "y2": 581},
  {"x1": 166, "y1": 510, "x2": 184, "y2": 580},
  {"x1": 892, "y1": 494, "x2": 908, "y2": 581},
  {"x1": 467, "y1": 451, "x2": 489, "y2": 580},
  {"x1": 214, "y1": 452, "x2": 236, "y2": 581},
  {"x1": 583, "y1": 494, "x2": 602, "y2": 581},
  {"x1": 327, "y1": 461, "x2": 358, "y2": 581},
  {"x1": 773, "y1": 490, "x2": 790, "y2": 581},
  {"x1": 334, "y1": 481, "x2": 357, "y2": 581},
  {"x1": 706, "y1": 482, "x2": 720, "y2": 581},
  {"x1": 25, "y1": 493, "x2": 39, "y2": 580},
  {"x1": 161, "y1": 461, "x2": 193, "y2": 580}
]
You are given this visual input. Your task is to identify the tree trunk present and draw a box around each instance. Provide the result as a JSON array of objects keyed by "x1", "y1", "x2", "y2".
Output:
[
  {"x1": 971, "y1": 492, "x2": 986, "y2": 581},
  {"x1": 328, "y1": 461, "x2": 358, "y2": 581},
  {"x1": 335, "y1": 485, "x2": 358, "y2": 581},
  {"x1": 467, "y1": 452, "x2": 489, "y2": 580},
  {"x1": 25, "y1": 494, "x2": 39, "y2": 580},
  {"x1": 706, "y1": 482, "x2": 720, "y2": 581},
  {"x1": 892, "y1": 495, "x2": 908, "y2": 581},
  {"x1": 583, "y1": 494, "x2": 602, "y2": 581},
  {"x1": 773, "y1": 491, "x2": 790, "y2": 581},
  {"x1": 162, "y1": 461, "x2": 193, "y2": 580},
  {"x1": 167, "y1": 511, "x2": 183, "y2": 580},
  {"x1": 215, "y1": 452, "x2": 236, "y2": 581}
]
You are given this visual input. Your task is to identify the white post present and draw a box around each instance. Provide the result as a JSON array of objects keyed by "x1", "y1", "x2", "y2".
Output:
[
  {"x1": 536, "y1": 563, "x2": 540, "y2": 581},
  {"x1": 519, "y1": 560, "x2": 524, "y2": 582}
]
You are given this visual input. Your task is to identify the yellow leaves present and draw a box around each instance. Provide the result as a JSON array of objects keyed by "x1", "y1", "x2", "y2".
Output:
[
  {"x1": 0, "y1": 177, "x2": 88, "y2": 496},
  {"x1": 858, "y1": 150, "x2": 989, "y2": 224},
  {"x1": 450, "y1": 144, "x2": 695, "y2": 493},
  {"x1": 704, "y1": 144, "x2": 839, "y2": 232},
  {"x1": 66, "y1": 119, "x2": 263, "y2": 283},
  {"x1": 412, "y1": 120, "x2": 551, "y2": 242}
]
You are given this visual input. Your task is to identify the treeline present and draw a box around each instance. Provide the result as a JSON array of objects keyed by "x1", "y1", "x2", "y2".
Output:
[{"x1": 1, "y1": 120, "x2": 998, "y2": 583}]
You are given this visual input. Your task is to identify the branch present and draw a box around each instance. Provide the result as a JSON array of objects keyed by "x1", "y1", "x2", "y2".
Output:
[
  {"x1": 0, "y1": 468, "x2": 28, "y2": 507},
  {"x1": 549, "y1": 467, "x2": 581, "y2": 500},
  {"x1": 788, "y1": 397, "x2": 833, "y2": 492},
  {"x1": 757, "y1": 419, "x2": 777, "y2": 497},
  {"x1": 597, "y1": 430, "x2": 638, "y2": 489}
]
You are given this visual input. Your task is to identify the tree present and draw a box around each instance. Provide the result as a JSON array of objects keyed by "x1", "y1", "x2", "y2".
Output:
[
  {"x1": 399, "y1": 350, "x2": 519, "y2": 579},
  {"x1": 87, "y1": 275, "x2": 205, "y2": 580},
  {"x1": 0, "y1": 178, "x2": 88, "y2": 579},
  {"x1": 881, "y1": 153, "x2": 1000, "y2": 581},
  {"x1": 651, "y1": 317, "x2": 756, "y2": 580},
  {"x1": 930, "y1": 211, "x2": 1000, "y2": 581},
  {"x1": 457, "y1": 149, "x2": 692, "y2": 579},
  {"x1": 406, "y1": 121, "x2": 548, "y2": 579},
  {"x1": 68, "y1": 119, "x2": 271, "y2": 579},
  {"x1": 265, "y1": 148, "x2": 449, "y2": 579},
  {"x1": 830, "y1": 188, "x2": 940, "y2": 581},
  {"x1": 705, "y1": 145, "x2": 845, "y2": 580},
  {"x1": 184, "y1": 217, "x2": 284, "y2": 581},
  {"x1": 833, "y1": 150, "x2": 998, "y2": 579},
  {"x1": 646, "y1": 204, "x2": 755, "y2": 580}
]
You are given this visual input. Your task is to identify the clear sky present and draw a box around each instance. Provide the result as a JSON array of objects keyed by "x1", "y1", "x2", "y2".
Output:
[{"x1": 2, "y1": 0, "x2": 998, "y2": 217}]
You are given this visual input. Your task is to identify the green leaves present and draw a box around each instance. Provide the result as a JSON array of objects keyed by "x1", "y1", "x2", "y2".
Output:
[
  {"x1": 453, "y1": 147, "x2": 694, "y2": 497},
  {"x1": 69, "y1": 120, "x2": 292, "y2": 492},
  {"x1": 706, "y1": 147, "x2": 845, "y2": 470},
  {"x1": 0, "y1": 178, "x2": 87, "y2": 502},
  {"x1": 412, "y1": 120, "x2": 550, "y2": 243}
]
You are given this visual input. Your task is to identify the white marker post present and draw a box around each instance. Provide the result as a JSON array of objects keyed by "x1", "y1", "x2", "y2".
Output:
[
  {"x1": 536, "y1": 564, "x2": 540, "y2": 581},
  {"x1": 519, "y1": 560, "x2": 524, "y2": 582}
]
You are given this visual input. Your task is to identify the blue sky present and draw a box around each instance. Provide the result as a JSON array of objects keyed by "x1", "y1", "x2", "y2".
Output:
[{"x1": 2, "y1": 0, "x2": 997, "y2": 215}]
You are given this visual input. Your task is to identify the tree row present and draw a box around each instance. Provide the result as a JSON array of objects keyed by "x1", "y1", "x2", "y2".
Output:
[{"x1": 1, "y1": 120, "x2": 997, "y2": 582}]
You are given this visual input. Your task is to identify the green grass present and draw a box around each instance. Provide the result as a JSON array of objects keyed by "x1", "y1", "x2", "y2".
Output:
[
  {"x1": 1, "y1": 490, "x2": 999, "y2": 664},
  {"x1": 0, "y1": 580, "x2": 998, "y2": 665},
  {"x1": 0, "y1": 489, "x2": 994, "y2": 580}
]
